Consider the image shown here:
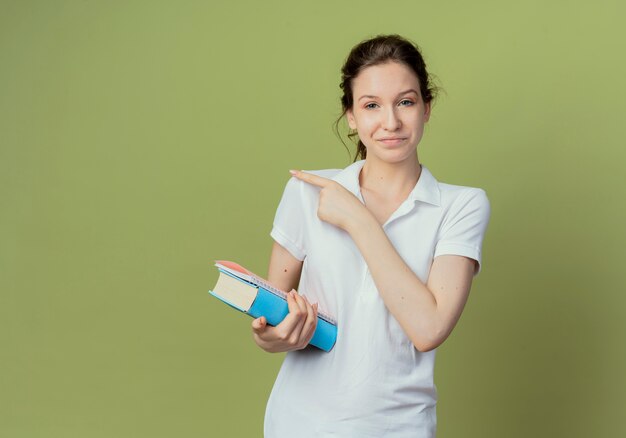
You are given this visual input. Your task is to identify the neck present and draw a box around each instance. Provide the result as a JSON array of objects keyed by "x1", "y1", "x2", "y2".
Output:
[{"x1": 359, "y1": 155, "x2": 422, "y2": 200}]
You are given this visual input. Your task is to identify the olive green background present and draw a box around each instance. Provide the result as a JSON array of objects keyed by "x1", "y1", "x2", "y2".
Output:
[{"x1": 2, "y1": 1, "x2": 625, "y2": 437}]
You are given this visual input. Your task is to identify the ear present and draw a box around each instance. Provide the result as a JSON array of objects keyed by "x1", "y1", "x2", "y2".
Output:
[
  {"x1": 424, "y1": 101, "x2": 431, "y2": 122},
  {"x1": 346, "y1": 108, "x2": 357, "y2": 130}
]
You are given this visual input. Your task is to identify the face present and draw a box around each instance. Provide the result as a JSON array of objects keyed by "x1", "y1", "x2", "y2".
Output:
[{"x1": 346, "y1": 61, "x2": 431, "y2": 165}]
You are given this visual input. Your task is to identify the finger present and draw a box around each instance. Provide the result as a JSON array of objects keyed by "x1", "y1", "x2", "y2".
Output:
[
  {"x1": 298, "y1": 299, "x2": 318, "y2": 346},
  {"x1": 305, "y1": 303, "x2": 319, "y2": 343},
  {"x1": 252, "y1": 316, "x2": 275, "y2": 345},
  {"x1": 289, "y1": 170, "x2": 332, "y2": 188},
  {"x1": 292, "y1": 291, "x2": 308, "y2": 315},
  {"x1": 251, "y1": 316, "x2": 267, "y2": 334},
  {"x1": 288, "y1": 292, "x2": 309, "y2": 342},
  {"x1": 287, "y1": 290, "x2": 307, "y2": 318},
  {"x1": 276, "y1": 290, "x2": 306, "y2": 335}
]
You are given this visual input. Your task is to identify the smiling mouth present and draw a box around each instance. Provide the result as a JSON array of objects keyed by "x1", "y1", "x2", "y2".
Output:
[{"x1": 378, "y1": 137, "x2": 406, "y2": 145}]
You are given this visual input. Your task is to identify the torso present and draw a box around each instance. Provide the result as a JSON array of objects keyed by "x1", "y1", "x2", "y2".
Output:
[
  {"x1": 359, "y1": 166, "x2": 422, "y2": 227},
  {"x1": 361, "y1": 189, "x2": 407, "y2": 226},
  {"x1": 265, "y1": 160, "x2": 489, "y2": 438}
]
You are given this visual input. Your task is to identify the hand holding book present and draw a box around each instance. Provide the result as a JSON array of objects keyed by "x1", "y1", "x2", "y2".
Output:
[
  {"x1": 251, "y1": 289, "x2": 319, "y2": 353},
  {"x1": 208, "y1": 260, "x2": 337, "y2": 352}
]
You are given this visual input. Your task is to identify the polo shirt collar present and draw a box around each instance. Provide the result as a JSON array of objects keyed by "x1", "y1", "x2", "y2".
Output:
[{"x1": 331, "y1": 159, "x2": 441, "y2": 207}]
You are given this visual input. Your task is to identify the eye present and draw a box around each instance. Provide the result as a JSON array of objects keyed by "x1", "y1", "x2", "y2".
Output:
[
  {"x1": 364, "y1": 102, "x2": 379, "y2": 109},
  {"x1": 399, "y1": 99, "x2": 414, "y2": 106}
]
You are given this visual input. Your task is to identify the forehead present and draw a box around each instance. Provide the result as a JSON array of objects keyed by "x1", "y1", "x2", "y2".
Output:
[{"x1": 352, "y1": 61, "x2": 420, "y2": 96}]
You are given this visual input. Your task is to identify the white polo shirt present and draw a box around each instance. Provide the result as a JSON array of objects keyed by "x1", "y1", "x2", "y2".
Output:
[{"x1": 264, "y1": 159, "x2": 490, "y2": 438}]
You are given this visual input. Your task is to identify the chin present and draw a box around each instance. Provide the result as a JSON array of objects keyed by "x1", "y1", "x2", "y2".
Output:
[{"x1": 368, "y1": 147, "x2": 417, "y2": 164}]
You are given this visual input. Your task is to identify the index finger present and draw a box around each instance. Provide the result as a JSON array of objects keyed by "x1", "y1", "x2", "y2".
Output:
[
  {"x1": 274, "y1": 291, "x2": 307, "y2": 334},
  {"x1": 289, "y1": 170, "x2": 332, "y2": 188}
]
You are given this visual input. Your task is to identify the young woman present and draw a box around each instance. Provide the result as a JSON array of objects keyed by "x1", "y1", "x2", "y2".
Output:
[{"x1": 251, "y1": 34, "x2": 491, "y2": 437}]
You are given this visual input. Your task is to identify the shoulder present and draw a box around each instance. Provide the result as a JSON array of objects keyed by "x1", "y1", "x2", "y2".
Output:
[
  {"x1": 437, "y1": 182, "x2": 490, "y2": 212},
  {"x1": 439, "y1": 183, "x2": 491, "y2": 222}
]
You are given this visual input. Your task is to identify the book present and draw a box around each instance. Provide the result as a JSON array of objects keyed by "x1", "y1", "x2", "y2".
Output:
[{"x1": 208, "y1": 260, "x2": 337, "y2": 352}]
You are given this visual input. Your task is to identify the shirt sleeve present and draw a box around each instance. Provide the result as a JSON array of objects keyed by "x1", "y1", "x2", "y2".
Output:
[
  {"x1": 434, "y1": 188, "x2": 491, "y2": 275},
  {"x1": 270, "y1": 177, "x2": 307, "y2": 261}
]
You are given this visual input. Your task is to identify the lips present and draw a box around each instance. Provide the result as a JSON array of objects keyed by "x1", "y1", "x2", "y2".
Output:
[{"x1": 378, "y1": 137, "x2": 406, "y2": 145}]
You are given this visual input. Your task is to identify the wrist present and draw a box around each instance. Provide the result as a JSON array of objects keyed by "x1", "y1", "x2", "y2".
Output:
[{"x1": 346, "y1": 207, "x2": 378, "y2": 236}]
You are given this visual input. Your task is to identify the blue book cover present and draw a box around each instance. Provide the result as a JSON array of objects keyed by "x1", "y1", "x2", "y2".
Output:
[{"x1": 208, "y1": 261, "x2": 337, "y2": 352}]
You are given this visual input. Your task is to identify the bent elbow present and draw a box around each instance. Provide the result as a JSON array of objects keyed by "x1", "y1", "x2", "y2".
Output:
[
  {"x1": 412, "y1": 330, "x2": 447, "y2": 353},
  {"x1": 413, "y1": 341, "x2": 438, "y2": 353}
]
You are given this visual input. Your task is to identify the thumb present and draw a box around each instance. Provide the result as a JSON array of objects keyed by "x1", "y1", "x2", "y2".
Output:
[{"x1": 252, "y1": 316, "x2": 266, "y2": 332}]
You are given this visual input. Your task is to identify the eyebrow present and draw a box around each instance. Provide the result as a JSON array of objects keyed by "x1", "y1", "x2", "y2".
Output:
[{"x1": 358, "y1": 89, "x2": 419, "y2": 101}]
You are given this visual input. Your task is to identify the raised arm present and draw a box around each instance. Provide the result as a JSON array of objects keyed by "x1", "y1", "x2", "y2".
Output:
[
  {"x1": 348, "y1": 216, "x2": 476, "y2": 352},
  {"x1": 290, "y1": 169, "x2": 489, "y2": 353}
]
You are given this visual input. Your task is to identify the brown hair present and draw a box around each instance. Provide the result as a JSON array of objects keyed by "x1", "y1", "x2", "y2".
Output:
[{"x1": 333, "y1": 34, "x2": 440, "y2": 161}]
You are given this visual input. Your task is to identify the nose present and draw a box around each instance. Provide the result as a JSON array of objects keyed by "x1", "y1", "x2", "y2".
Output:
[{"x1": 382, "y1": 107, "x2": 401, "y2": 131}]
